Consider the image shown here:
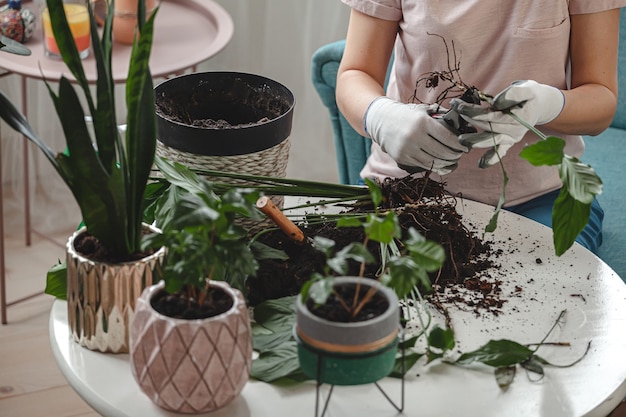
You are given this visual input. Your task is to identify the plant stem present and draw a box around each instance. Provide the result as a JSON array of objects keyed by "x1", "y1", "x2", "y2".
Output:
[{"x1": 503, "y1": 110, "x2": 548, "y2": 140}]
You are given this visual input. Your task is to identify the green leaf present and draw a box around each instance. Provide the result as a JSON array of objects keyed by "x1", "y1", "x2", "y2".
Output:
[
  {"x1": 485, "y1": 167, "x2": 509, "y2": 234},
  {"x1": 552, "y1": 188, "x2": 590, "y2": 256},
  {"x1": 403, "y1": 228, "x2": 446, "y2": 272},
  {"x1": 386, "y1": 257, "x2": 430, "y2": 298},
  {"x1": 455, "y1": 339, "x2": 533, "y2": 367},
  {"x1": 45, "y1": 261, "x2": 67, "y2": 300},
  {"x1": 494, "y1": 366, "x2": 516, "y2": 389},
  {"x1": 427, "y1": 326, "x2": 455, "y2": 351},
  {"x1": 336, "y1": 216, "x2": 363, "y2": 228},
  {"x1": 250, "y1": 241, "x2": 290, "y2": 261},
  {"x1": 519, "y1": 136, "x2": 565, "y2": 166},
  {"x1": 311, "y1": 235, "x2": 336, "y2": 257},
  {"x1": 253, "y1": 296, "x2": 297, "y2": 334},
  {"x1": 365, "y1": 211, "x2": 399, "y2": 244},
  {"x1": 559, "y1": 156, "x2": 603, "y2": 205},
  {"x1": 309, "y1": 277, "x2": 335, "y2": 305},
  {"x1": 521, "y1": 357, "x2": 545, "y2": 376},
  {"x1": 365, "y1": 177, "x2": 383, "y2": 207},
  {"x1": 250, "y1": 344, "x2": 307, "y2": 382},
  {"x1": 390, "y1": 351, "x2": 424, "y2": 378},
  {"x1": 250, "y1": 296, "x2": 308, "y2": 383}
]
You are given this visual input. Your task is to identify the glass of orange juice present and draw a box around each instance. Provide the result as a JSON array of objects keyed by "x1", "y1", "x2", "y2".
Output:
[{"x1": 41, "y1": 0, "x2": 90, "y2": 59}]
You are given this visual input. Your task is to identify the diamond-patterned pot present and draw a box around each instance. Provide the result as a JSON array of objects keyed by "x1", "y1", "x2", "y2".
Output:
[
  {"x1": 66, "y1": 224, "x2": 166, "y2": 353},
  {"x1": 129, "y1": 280, "x2": 252, "y2": 413}
]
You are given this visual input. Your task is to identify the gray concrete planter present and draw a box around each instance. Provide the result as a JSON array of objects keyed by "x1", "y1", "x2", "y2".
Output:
[{"x1": 295, "y1": 276, "x2": 400, "y2": 385}]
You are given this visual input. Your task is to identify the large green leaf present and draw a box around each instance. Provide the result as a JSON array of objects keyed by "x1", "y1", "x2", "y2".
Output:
[
  {"x1": 125, "y1": 9, "x2": 158, "y2": 252},
  {"x1": 559, "y1": 156, "x2": 603, "y2": 205},
  {"x1": 455, "y1": 339, "x2": 534, "y2": 367},
  {"x1": 250, "y1": 296, "x2": 308, "y2": 382},
  {"x1": 552, "y1": 188, "x2": 591, "y2": 256},
  {"x1": 519, "y1": 136, "x2": 565, "y2": 166}
]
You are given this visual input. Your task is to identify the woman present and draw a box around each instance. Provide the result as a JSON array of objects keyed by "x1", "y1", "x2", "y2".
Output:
[{"x1": 336, "y1": 1, "x2": 625, "y2": 253}]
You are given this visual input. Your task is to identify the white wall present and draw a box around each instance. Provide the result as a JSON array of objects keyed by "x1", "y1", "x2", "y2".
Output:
[{"x1": 197, "y1": 0, "x2": 350, "y2": 183}]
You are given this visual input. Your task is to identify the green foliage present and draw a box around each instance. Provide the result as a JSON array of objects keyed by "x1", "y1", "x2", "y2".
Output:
[
  {"x1": 513, "y1": 114, "x2": 603, "y2": 256},
  {"x1": 250, "y1": 296, "x2": 308, "y2": 383},
  {"x1": 451, "y1": 309, "x2": 590, "y2": 389},
  {"x1": 0, "y1": 0, "x2": 158, "y2": 258},
  {"x1": 45, "y1": 261, "x2": 67, "y2": 300},
  {"x1": 144, "y1": 157, "x2": 262, "y2": 294},
  {"x1": 300, "y1": 180, "x2": 445, "y2": 308}
]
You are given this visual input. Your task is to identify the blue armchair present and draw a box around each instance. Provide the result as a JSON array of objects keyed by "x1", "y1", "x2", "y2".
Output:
[{"x1": 311, "y1": 40, "x2": 391, "y2": 185}]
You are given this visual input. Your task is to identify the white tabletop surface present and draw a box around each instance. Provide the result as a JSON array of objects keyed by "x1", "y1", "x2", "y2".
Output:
[
  {"x1": 49, "y1": 199, "x2": 626, "y2": 417},
  {"x1": 0, "y1": 0, "x2": 233, "y2": 82}
]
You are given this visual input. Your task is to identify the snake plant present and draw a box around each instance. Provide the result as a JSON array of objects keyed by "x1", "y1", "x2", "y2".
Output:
[{"x1": 0, "y1": 0, "x2": 158, "y2": 259}]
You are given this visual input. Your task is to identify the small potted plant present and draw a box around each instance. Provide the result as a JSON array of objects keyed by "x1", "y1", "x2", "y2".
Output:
[
  {"x1": 0, "y1": 0, "x2": 163, "y2": 352},
  {"x1": 129, "y1": 157, "x2": 261, "y2": 413},
  {"x1": 294, "y1": 180, "x2": 446, "y2": 385}
]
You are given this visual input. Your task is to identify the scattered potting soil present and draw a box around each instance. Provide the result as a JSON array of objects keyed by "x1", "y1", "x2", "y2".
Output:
[
  {"x1": 246, "y1": 175, "x2": 503, "y2": 315},
  {"x1": 150, "y1": 286, "x2": 234, "y2": 320}
]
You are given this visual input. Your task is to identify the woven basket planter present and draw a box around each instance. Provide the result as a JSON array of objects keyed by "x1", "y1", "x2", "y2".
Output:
[{"x1": 154, "y1": 72, "x2": 295, "y2": 222}]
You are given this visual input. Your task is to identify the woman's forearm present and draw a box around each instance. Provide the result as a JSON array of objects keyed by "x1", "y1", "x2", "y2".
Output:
[{"x1": 336, "y1": 69, "x2": 386, "y2": 136}]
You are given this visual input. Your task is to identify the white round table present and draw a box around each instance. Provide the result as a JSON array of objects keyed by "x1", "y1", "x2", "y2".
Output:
[{"x1": 49, "y1": 200, "x2": 626, "y2": 417}]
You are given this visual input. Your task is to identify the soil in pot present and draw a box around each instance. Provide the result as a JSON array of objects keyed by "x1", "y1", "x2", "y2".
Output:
[
  {"x1": 150, "y1": 286, "x2": 234, "y2": 320},
  {"x1": 306, "y1": 282, "x2": 389, "y2": 323},
  {"x1": 73, "y1": 230, "x2": 156, "y2": 263},
  {"x1": 155, "y1": 76, "x2": 291, "y2": 129}
]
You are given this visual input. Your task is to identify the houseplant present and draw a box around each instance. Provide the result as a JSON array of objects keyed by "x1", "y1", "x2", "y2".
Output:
[
  {"x1": 0, "y1": 0, "x2": 163, "y2": 352},
  {"x1": 287, "y1": 180, "x2": 446, "y2": 385},
  {"x1": 129, "y1": 157, "x2": 260, "y2": 413}
]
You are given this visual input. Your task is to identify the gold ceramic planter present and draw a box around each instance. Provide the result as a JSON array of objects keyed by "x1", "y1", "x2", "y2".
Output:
[
  {"x1": 66, "y1": 225, "x2": 165, "y2": 353},
  {"x1": 130, "y1": 280, "x2": 252, "y2": 413}
]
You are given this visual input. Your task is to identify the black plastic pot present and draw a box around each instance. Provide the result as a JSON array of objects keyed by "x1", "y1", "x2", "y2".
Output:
[{"x1": 155, "y1": 72, "x2": 295, "y2": 156}]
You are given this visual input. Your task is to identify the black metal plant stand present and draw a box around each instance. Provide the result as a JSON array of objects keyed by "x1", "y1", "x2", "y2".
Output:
[{"x1": 308, "y1": 333, "x2": 406, "y2": 417}]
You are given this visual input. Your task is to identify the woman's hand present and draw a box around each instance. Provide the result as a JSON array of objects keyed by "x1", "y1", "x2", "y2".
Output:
[
  {"x1": 450, "y1": 80, "x2": 564, "y2": 167},
  {"x1": 365, "y1": 97, "x2": 469, "y2": 175}
]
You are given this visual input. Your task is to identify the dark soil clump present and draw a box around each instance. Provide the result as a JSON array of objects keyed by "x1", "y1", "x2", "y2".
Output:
[
  {"x1": 246, "y1": 175, "x2": 501, "y2": 312},
  {"x1": 155, "y1": 76, "x2": 290, "y2": 128},
  {"x1": 151, "y1": 286, "x2": 234, "y2": 320},
  {"x1": 73, "y1": 231, "x2": 155, "y2": 263}
]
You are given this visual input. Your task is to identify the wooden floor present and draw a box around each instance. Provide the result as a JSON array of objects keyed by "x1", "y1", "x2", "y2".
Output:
[{"x1": 0, "y1": 228, "x2": 99, "y2": 417}]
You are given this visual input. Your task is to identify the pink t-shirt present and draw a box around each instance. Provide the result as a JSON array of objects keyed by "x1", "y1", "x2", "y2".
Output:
[{"x1": 342, "y1": 0, "x2": 626, "y2": 206}]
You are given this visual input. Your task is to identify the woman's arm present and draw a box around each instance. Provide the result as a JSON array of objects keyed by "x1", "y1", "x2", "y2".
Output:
[
  {"x1": 336, "y1": 9, "x2": 398, "y2": 136},
  {"x1": 548, "y1": 9, "x2": 621, "y2": 135}
]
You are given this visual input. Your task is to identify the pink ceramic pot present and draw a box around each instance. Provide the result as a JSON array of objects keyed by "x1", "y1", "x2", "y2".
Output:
[{"x1": 129, "y1": 280, "x2": 252, "y2": 413}]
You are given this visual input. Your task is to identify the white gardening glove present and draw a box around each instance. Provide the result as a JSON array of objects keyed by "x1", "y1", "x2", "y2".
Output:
[
  {"x1": 364, "y1": 97, "x2": 469, "y2": 175},
  {"x1": 450, "y1": 80, "x2": 565, "y2": 167}
]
